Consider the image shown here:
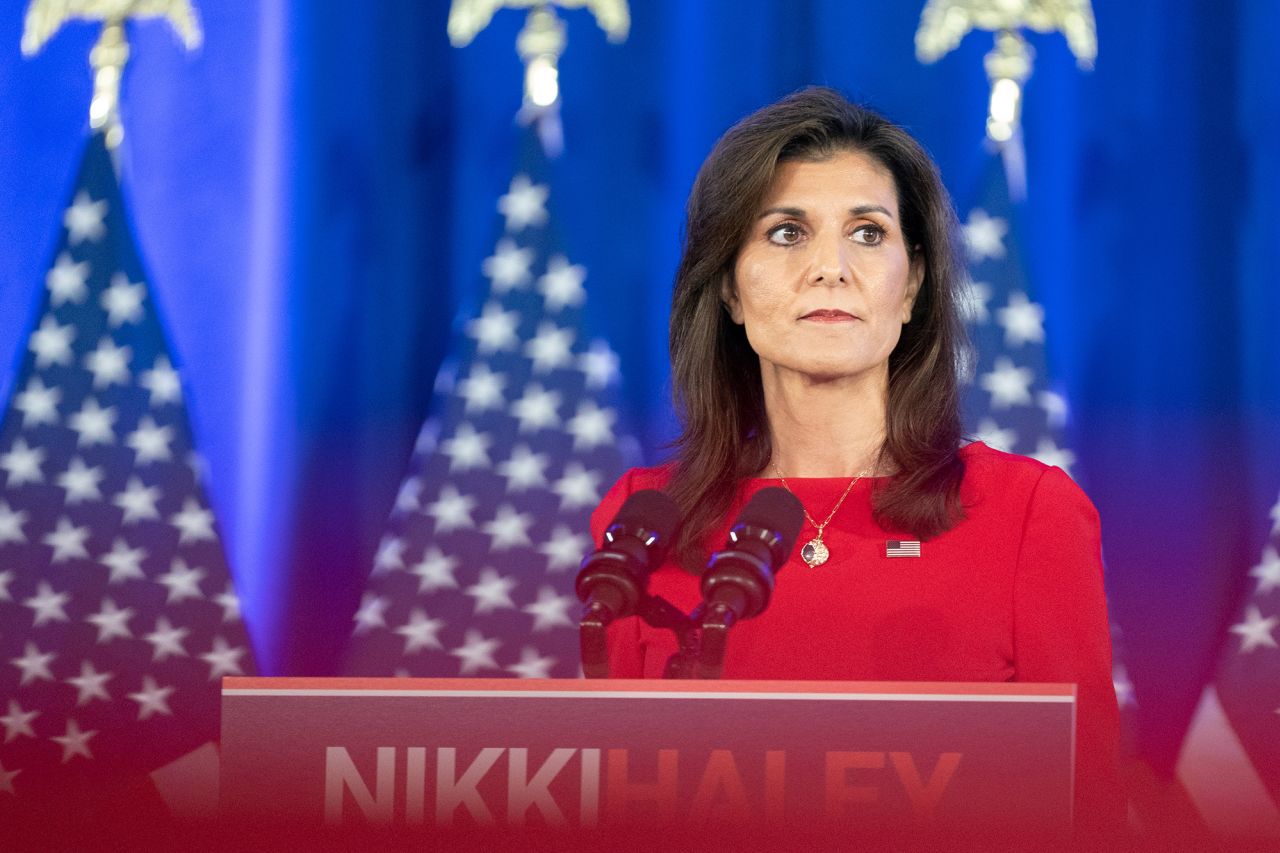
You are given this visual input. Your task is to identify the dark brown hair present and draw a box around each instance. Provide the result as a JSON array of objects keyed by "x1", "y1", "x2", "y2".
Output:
[{"x1": 667, "y1": 87, "x2": 967, "y2": 570}]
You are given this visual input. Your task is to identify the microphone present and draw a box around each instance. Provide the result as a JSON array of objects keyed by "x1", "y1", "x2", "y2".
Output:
[
  {"x1": 575, "y1": 489, "x2": 681, "y2": 622},
  {"x1": 700, "y1": 486, "x2": 805, "y2": 621},
  {"x1": 694, "y1": 487, "x2": 803, "y2": 679}
]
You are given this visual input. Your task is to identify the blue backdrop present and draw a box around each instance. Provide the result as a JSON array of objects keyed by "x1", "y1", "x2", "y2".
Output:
[{"x1": 1, "y1": 1, "x2": 1277, "y2": 774}]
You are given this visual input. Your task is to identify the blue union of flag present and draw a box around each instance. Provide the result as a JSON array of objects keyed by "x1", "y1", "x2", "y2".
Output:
[
  {"x1": 343, "y1": 128, "x2": 631, "y2": 680},
  {"x1": 0, "y1": 134, "x2": 255, "y2": 808}
]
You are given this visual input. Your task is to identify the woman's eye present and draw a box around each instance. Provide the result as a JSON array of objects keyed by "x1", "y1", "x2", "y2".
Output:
[
  {"x1": 766, "y1": 223, "x2": 804, "y2": 245},
  {"x1": 852, "y1": 224, "x2": 885, "y2": 245}
]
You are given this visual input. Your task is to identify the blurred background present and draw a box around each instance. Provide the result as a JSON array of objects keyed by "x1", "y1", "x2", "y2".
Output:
[{"x1": 0, "y1": 0, "x2": 1277, "y2": 798}]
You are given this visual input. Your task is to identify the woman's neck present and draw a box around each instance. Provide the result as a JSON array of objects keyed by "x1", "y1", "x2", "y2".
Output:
[{"x1": 759, "y1": 365, "x2": 889, "y2": 478}]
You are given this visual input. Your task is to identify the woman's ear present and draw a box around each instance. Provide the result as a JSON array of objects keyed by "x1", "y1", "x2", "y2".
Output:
[
  {"x1": 902, "y1": 250, "x2": 925, "y2": 323},
  {"x1": 720, "y1": 274, "x2": 744, "y2": 324}
]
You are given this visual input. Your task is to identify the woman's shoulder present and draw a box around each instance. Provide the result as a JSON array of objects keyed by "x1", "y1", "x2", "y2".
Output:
[
  {"x1": 604, "y1": 464, "x2": 676, "y2": 495},
  {"x1": 958, "y1": 440, "x2": 1091, "y2": 505}
]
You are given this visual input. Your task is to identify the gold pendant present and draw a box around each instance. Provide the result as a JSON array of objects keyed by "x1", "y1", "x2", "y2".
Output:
[{"x1": 800, "y1": 537, "x2": 829, "y2": 568}]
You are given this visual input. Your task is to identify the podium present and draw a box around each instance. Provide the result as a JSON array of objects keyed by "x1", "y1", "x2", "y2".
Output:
[{"x1": 220, "y1": 677, "x2": 1074, "y2": 835}]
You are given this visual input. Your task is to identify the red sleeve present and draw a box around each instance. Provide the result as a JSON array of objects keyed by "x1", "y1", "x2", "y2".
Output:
[
  {"x1": 1012, "y1": 465, "x2": 1123, "y2": 832},
  {"x1": 589, "y1": 469, "x2": 645, "y2": 678}
]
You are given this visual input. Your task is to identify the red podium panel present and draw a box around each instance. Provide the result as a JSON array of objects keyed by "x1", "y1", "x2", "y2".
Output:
[{"x1": 221, "y1": 677, "x2": 1074, "y2": 833}]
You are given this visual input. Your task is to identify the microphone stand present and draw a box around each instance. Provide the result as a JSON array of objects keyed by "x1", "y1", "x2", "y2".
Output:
[{"x1": 580, "y1": 593, "x2": 700, "y2": 679}]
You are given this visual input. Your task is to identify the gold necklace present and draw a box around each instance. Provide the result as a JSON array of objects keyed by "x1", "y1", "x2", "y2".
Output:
[{"x1": 772, "y1": 463, "x2": 869, "y2": 568}]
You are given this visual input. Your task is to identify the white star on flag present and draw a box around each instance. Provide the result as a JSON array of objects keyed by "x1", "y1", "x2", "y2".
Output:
[
  {"x1": 100, "y1": 540, "x2": 147, "y2": 584},
  {"x1": 963, "y1": 208, "x2": 1007, "y2": 261},
  {"x1": 84, "y1": 337, "x2": 132, "y2": 389},
  {"x1": 68, "y1": 398, "x2": 117, "y2": 446},
  {"x1": 100, "y1": 273, "x2": 146, "y2": 326},
  {"x1": 497, "y1": 174, "x2": 549, "y2": 232},
  {"x1": 352, "y1": 593, "x2": 391, "y2": 635},
  {"x1": 114, "y1": 478, "x2": 162, "y2": 523},
  {"x1": 465, "y1": 568, "x2": 518, "y2": 614},
  {"x1": 538, "y1": 526, "x2": 591, "y2": 573},
  {"x1": 43, "y1": 518, "x2": 91, "y2": 563},
  {"x1": 373, "y1": 537, "x2": 406, "y2": 575},
  {"x1": 128, "y1": 676, "x2": 174, "y2": 721},
  {"x1": 200, "y1": 637, "x2": 247, "y2": 679},
  {"x1": 409, "y1": 548, "x2": 460, "y2": 593},
  {"x1": 46, "y1": 253, "x2": 90, "y2": 305},
  {"x1": 157, "y1": 559, "x2": 207, "y2": 604},
  {"x1": 495, "y1": 444, "x2": 551, "y2": 491},
  {"x1": 511, "y1": 384, "x2": 562, "y2": 432},
  {"x1": 395, "y1": 610, "x2": 446, "y2": 654},
  {"x1": 10, "y1": 642, "x2": 56, "y2": 686},
  {"x1": 1250, "y1": 548, "x2": 1280, "y2": 596},
  {"x1": 1030, "y1": 438, "x2": 1076, "y2": 475},
  {"x1": 482, "y1": 238, "x2": 536, "y2": 292},
  {"x1": 441, "y1": 423, "x2": 492, "y2": 473},
  {"x1": 481, "y1": 504, "x2": 534, "y2": 551},
  {"x1": 1229, "y1": 606, "x2": 1278, "y2": 653},
  {"x1": 85, "y1": 599, "x2": 135, "y2": 643},
  {"x1": 566, "y1": 401, "x2": 616, "y2": 449},
  {"x1": 424, "y1": 485, "x2": 477, "y2": 534},
  {"x1": 63, "y1": 192, "x2": 107, "y2": 243},
  {"x1": 525, "y1": 322, "x2": 576, "y2": 373},
  {"x1": 170, "y1": 498, "x2": 216, "y2": 543},
  {"x1": 506, "y1": 647, "x2": 557, "y2": 679},
  {"x1": 139, "y1": 356, "x2": 181, "y2": 405},
  {"x1": 29, "y1": 316, "x2": 76, "y2": 367},
  {"x1": 1, "y1": 701, "x2": 38, "y2": 743},
  {"x1": 50, "y1": 719, "x2": 96, "y2": 762},
  {"x1": 14, "y1": 378, "x2": 61, "y2": 428},
  {"x1": 538, "y1": 255, "x2": 587, "y2": 311},
  {"x1": 457, "y1": 364, "x2": 507, "y2": 413},
  {"x1": 523, "y1": 586, "x2": 576, "y2": 632},
  {"x1": 466, "y1": 302, "x2": 520, "y2": 353},
  {"x1": 450, "y1": 630, "x2": 501, "y2": 675},
  {"x1": 65, "y1": 661, "x2": 113, "y2": 706},
  {"x1": 979, "y1": 357, "x2": 1034, "y2": 409},
  {"x1": 23, "y1": 582, "x2": 70, "y2": 626},
  {"x1": 552, "y1": 463, "x2": 602, "y2": 510},
  {"x1": 578, "y1": 341, "x2": 620, "y2": 390},
  {"x1": 145, "y1": 617, "x2": 190, "y2": 661},
  {"x1": 56, "y1": 458, "x2": 104, "y2": 504},
  {"x1": 126, "y1": 416, "x2": 174, "y2": 463},
  {"x1": 997, "y1": 292, "x2": 1046, "y2": 347},
  {"x1": 1, "y1": 439, "x2": 45, "y2": 486},
  {"x1": 0, "y1": 505, "x2": 28, "y2": 546}
]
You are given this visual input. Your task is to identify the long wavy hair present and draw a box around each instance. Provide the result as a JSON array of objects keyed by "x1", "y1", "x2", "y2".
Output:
[{"x1": 667, "y1": 87, "x2": 968, "y2": 571}]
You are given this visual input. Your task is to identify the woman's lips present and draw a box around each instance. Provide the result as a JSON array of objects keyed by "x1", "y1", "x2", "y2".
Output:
[{"x1": 800, "y1": 309, "x2": 857, "y2": 322}]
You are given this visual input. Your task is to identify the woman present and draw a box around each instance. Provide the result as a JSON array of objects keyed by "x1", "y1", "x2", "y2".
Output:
[{"x1": 591, "y1": 88, "x2": 1120, "y2": 831}]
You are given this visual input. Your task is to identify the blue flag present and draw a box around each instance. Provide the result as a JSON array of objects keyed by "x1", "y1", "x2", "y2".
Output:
[
  {"x1": 0, "y1": 134, "x2": 255, "y2": 806},
  {"x1": 343, "y1": 128, "x2": 631, "y2": 679}
]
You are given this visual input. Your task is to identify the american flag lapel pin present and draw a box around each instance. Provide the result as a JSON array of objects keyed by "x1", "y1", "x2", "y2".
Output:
[{"x1": 886, "y1": 540, "x2": 922, "y2": 558}]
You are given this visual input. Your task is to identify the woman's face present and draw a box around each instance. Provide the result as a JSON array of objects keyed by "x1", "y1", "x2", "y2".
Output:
[{"x1": 725, "y1": 150, "x2": 923, "y2": 387}]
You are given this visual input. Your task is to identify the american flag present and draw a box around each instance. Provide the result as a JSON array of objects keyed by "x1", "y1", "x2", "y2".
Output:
[
  {"x1": 1175, "y1": 490, "x2": 1280, "y2": 838},
  {"x1": 958, "y1": 154, "x2": 1075, "y2": 476},
  {"x1": 0, "y1": 134, "x2": 255, "y2": 808},
  {"x1": 342, "y1": 127, "x2": 631, "y2": 680},
  {"x1": 958, "y1": 152, "x2": 1135, "y2": 715}
]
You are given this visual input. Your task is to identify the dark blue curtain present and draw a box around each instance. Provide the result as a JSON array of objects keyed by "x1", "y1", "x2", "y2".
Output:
[{"x1": 1, "y1": 1, "x2": 1276, "y2": 772}]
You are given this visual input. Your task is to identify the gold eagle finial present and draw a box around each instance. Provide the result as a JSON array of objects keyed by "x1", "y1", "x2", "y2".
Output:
[{"x1": 21, "y1": 0, "x2": 203, "y2": 149}]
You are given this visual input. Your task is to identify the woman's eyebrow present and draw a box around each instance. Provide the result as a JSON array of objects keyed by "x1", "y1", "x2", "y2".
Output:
[
  {"x1": 756, "y1": 203, "x2": 892, "y2": 219},
  {"x1": 850, "y1": 204, "x2": 892, "y2": 217},
  {"x1": 757, "y1": 206, "x2": 805, "y2": 219}
]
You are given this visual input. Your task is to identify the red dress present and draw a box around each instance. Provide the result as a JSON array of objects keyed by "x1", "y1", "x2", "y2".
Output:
[{"x1": 591, "y1": 441, "x2": 1121, "y2": 827}]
